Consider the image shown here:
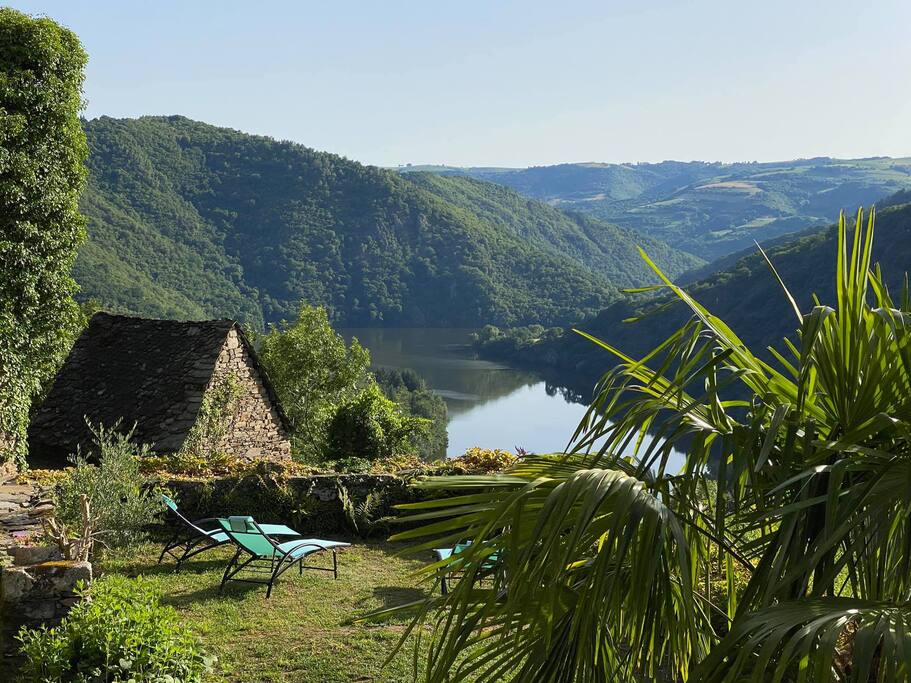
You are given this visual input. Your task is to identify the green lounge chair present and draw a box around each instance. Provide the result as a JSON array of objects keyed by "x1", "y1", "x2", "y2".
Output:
[
  {"x1": 157, "y1": 494, "x2": 301, "y2": 570},
  {"x1": 218, "y1": 516, "x2": 350, "y2": 597},
  {"x1": 433, "y1": 541, "x2": 501, "y2": 595}
]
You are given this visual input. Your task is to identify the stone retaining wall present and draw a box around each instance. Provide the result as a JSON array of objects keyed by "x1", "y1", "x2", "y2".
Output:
[{"x1": 163, "y1": 471, "x2": 434, "y2": 536}]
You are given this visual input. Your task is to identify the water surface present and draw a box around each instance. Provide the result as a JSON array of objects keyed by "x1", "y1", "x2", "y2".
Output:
[{"x1": 342, "y1": 328, "x2": 591, "y2": 457}]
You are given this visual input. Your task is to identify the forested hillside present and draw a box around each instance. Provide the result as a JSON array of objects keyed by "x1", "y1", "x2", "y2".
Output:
[
  {"x1": 74, "y1": 116, "x2": 698, "y2": 328},
  {"x1": 478, "y1": 200, "x2": 911, "y2": 384},
  {"x1": 407, "y1": 158, "x2": 911, "y2": 260},
  {"x1": 406, "y1": 173, "x2": 701, "y2": 286}
]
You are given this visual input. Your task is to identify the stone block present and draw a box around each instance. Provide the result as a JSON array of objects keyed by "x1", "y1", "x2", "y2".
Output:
[
  {"x1": 1, "y1": 565, "x2": 35, "y2": 601},
  {"x1": 0, "y1": 561, "x2": 91, "y2": 603},
  {"x1": 21, "y1": 599, "x2": 56, "y2": 620},
  {"x1": 8, "y1": 545, "x2": 62, "y2": 566}
]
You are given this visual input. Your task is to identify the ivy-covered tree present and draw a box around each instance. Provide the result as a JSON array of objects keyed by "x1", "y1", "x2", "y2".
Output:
[{"x1": 0, "y1": 9, "x2": 88, "y2": 464}]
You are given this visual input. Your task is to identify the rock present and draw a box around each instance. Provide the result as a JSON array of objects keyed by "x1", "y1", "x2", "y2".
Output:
[
  {"x1": 21, "y1": 599, "x2": 56, "y2": 620},
  {"x1": 1, "y1": 566, "x2": 36, "y2": 601},
  {"x1": 0, "y1": 485, "x2": 38, "y2": 496},
  {"x1": 0, "y1": 462, "x2": 18, "y2": 484},
  {"x1": 8, "y1": 545, "x2": 62, "y2": 566},
  {"x1": 0, "y1": 560, "x2": 91, "y2": 602}
]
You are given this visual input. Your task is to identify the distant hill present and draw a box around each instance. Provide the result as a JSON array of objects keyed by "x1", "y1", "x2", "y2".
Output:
[
  {"x1": 75, "y1": 116, "x2": 700, "y2": 328},
  {"x1": 404, "y1": 173, "x2": 701, "y2": 287},
  {"x1": 478, "y1": 199, "x2": 911, "y2": 386},
  {"x1": 403, "y1": 158, "x2": 911, "y2": 260}
]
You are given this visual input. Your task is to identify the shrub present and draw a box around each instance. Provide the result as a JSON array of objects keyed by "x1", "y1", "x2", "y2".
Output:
[
  {"x1": 17, "y1": 575, "x2": 215, "y2": 681},
  {"x1": 326, "y1": 384, "x2": 430, "y2": 462},
  {"x1": 370, "y1": 453, "x2": 427, "y2": 474},
  {"x1": 451, "y1": 447, "x2": 518, "y2": 474},
  {"x1": 329, "y1": 456, "x2": 373, "y2": 473},
  {"x1": 50, "y1": 423, "x2": 164, "y2": 558},
  {"x1": 139, "y1": 450, "x2": 250, "y2": 479},
  {"x1": 373, "y1": 368, "x2": 449, "y2": 459}
]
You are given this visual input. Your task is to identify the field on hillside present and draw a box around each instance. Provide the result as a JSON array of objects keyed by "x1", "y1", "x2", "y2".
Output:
[{"x1": 416, "y1": 157, "x2": 911, "y2": 260}]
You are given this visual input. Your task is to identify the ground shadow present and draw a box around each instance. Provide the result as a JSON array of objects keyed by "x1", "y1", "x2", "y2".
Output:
[
  {"x1": 160, "y1": 580, "x2": 261, "y2": 607},
  {"x1": 112, "y1": 557, "x2": 230, "y2": 578},
  {"x1": 357, "y1": 585, "x2": 428, "y2": 610}
]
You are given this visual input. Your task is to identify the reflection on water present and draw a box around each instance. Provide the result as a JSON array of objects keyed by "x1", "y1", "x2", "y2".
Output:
[
  {"x1": 342, "y1": 328, "x2": 685, "y2": 470},
  {"x1": 342, "y1": 328, "x2": 588, "y2": 456}
]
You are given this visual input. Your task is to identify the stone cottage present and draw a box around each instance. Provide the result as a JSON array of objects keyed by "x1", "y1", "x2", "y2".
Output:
[{"x1": 27, "y1": 313, "x2": 291, "y2": 468}]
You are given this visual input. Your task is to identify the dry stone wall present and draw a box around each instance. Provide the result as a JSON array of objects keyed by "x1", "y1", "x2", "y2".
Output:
[
  {"x1": 206, "y1": 329, "x2": 291, "y2": 462},
  {"x1": 163, "y1": 471, "x2": 437, "y2": 536}
]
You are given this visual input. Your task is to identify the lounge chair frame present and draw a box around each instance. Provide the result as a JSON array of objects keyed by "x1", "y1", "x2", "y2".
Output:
[
  {"x1": 157, "y1": 495, "x2": 299, "y2": 570},
  {"x1": 217, "y1": 517, "x2": 346, "y2": 598},
  {"x1": 435, "y1": 541, "x2": 501, "y2": 595}
]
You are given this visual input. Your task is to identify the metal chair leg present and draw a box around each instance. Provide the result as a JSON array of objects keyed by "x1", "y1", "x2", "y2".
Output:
[
  {"x1": 220, "y1": 548, "x2": 243, "y2": 592},
  {"x1": 158, "y1": 530, "x2": 182, "y2": 564}
]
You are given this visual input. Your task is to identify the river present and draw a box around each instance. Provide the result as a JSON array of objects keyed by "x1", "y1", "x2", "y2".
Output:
[{"x1": 341, "y1": 328, "x2": 592, "y2": 457}]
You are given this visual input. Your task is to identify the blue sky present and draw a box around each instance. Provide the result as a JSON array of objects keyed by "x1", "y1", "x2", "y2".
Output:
[{"x1": 10, "y1": 0, "x2": 911, "y2": 167}]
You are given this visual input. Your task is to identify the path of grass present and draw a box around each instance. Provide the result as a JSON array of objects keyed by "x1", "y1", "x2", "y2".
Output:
[{"x1": 100, "y1": 539, "x2": 435, "y2": 682}]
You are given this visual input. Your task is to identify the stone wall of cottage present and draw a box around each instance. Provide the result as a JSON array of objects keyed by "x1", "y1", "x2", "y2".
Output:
[{"x1": 205, "y1": 329, "x2": 291, "y2": 462}]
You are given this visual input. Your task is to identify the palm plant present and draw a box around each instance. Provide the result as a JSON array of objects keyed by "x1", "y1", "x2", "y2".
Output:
[{"x1": 380, "y1": 208, "x2": 911, "y2": 681}]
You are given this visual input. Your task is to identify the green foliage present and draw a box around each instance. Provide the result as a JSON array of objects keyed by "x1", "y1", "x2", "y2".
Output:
[
  {"x1": 72, "y1": 115, "x2": 697, "y2": 328},
  {"x1": 326, "y1": 383, "x2": 430, "y2": 462},
  {"x1": 0, "y1": 8, "x2": 88, "y2": 464},
  {"x1": 491, "y1": 201, "x2": 911, "y2": 384},
  {"x1": 17, "y1": 575, "x2": 214, "y2": 682},
  {"x1": 257, "y1": 305, "x2": 371, "y2": 461},
  {"x1": 450, "y1": 446, "x2": 518, "y2": 473},
  {"x1": 374, "y1": 368, "x2": 448, "y2": 459},
  {"x1": 140, "y1": 450, "x2": 252, "y2": 479},
  {"x1": 338, "y1": 484, "x2": 386, "y2": 538},
  {"x1": 383, "y1": 209, "x2": 911, "y2": 681},
  {"x1": 472, "y1": 323, "x2": 564, "y2": 363},
  {"x1": 179, "y1": 375, "x2": 242, "y2": 458},
  {"x1": 257, "y1": 306, "x2": 440, "y2": 464},
  {"x1": 55, "y1": 423, "x2": 164, "y2": 551},
  {"x1": 404, "y1": 172, "x2": 703, "y2": 285},
  {"x1": 437, "y1": 157, "x2": 911, "y2": 260}
]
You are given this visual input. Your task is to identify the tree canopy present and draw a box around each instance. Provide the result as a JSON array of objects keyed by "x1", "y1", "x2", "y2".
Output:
[
  {"x1": 73, "y1": 116, "x2": 700, "y2": 328},
  {"x1": 0, "y1": 8, "x2": 87, "y2": 463},
  {"x1": 256, "y1": 305, "x2": 444, "y2": 464}
]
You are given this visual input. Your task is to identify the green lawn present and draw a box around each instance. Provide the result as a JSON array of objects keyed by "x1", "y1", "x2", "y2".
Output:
[{"x1": 99, "y1": 539, "x2": 435, "y2": 682}]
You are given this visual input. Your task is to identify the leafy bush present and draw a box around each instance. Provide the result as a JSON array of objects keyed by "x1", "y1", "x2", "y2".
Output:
[
  {"x1": 17, "y1": 575, "x2": 215, "y2": 681},
  {"x1": 326, "y1": 384, "x2": 430, "y2": 462},
  {"x1": 329, "y1": 456, "x2": 373, "y2": 474},
  {"x1": 51, "y1": 423, "x2": 164, "y2": 556},
  {"x1": 369, "y1": 453, "x2": 427, "y2": 474},
  {"x1": 451, "y1": 447, "x2": 518, "y2": 474},
  {"x1": 373, "y1": 368, "x2": 448, "y2": 458},
  {"x1": 139, "y1": 450, "x2": 250, "y2": 479}
]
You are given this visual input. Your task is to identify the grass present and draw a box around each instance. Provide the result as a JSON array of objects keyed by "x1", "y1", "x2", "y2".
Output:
[{"x1": 98, "y1": 539, "x2": 436, "y2": 682}]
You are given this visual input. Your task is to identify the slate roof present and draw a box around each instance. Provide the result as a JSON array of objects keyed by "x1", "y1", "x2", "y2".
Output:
[{"x1": 27, "y1": 312, "x2": 284, "y2": 467}]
